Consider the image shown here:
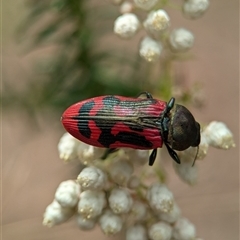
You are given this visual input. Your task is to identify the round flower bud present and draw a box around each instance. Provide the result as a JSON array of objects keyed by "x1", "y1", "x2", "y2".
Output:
[
  {"x1": 126, "y1": 224, "x2": 148, "y2": 240},
  {"x1": 77, "y1": 143, "x2": 105, "y2": 165},
  {"x1": 77, "y1": 166, "x2": 107, "y2": 190},
  {"x1": 76, "y1": 213, "x2": 96, "y2": 230},
  {"x1": 144, "y1": 10, "x2": 170, "y2": 37},
  {"x1": 124, "y1": 148, "x2": 149, "y2": 166},
  {"x1": 130, "y1": 200, "x2": 148, "y2": 221},
  {"x1": 173, "y1": 218, "x2": 196, "y2": 240},
  {"x1": 159, "y1": 203, "x2": 181, "y2": 224},
  {"x1": 109, "y1": 188, "x2": 133, "y2": 214},
  {"x1": 148, "y1": 222, "x2": 172, "y2": 240},
  {"x1": 78, "y1": 190, "x2": 106, "y2": 219},
  {"x1": 139, "y1": 36, "x2": 162, "y2": 62},
  {"x1": 128, "y1": 175, "x2": 140, "y2": 189},
  {"x1": 147, "y1": 183, "x2": 174, "y2": 213},
  {"x1": 134, "y1": 0, "x2": 159, "y2": 11},
  {"x1": 173, "y1": 159, "x2": 198, "y2": 185},
  {"x1": 99, "y1": 210, "x2": 123, "y2": 235},
  {"x1": 58, "y1": 133, "x2": 78, "y2": 162},
  {"x1": 183, "y1": 0, "x2": 209, "y2": 19},
  {"x1": 114, "y1": 13, "x2": 140, "y2": 38},
  {"x1": 43, "y1": 200, "x2": 74, "y2": 227},
  {"x1": 120, "y1": 1, "x2": 134, "y2": 14},
  {"x1": 169, "y1": 28, "x2": 194, "y2": 52},
  {"x1": 109, "y1": 159, "x2": 134, "y2": 186},
  {"x1": 203, "y1": 121, "x2": 235, "y2": 149},
  {"x1": 55, "y1": 180, "x2": 80, "y2": 208}
]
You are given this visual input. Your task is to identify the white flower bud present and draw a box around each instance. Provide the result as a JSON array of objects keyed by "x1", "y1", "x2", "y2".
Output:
[
  {"x1": 139, "y1": 36, "x2": 162, "y2": 62},
  {"x1": 130, "y1": 200, "x2": 148, "y2": 221},
  {"x1": 203, "y1": 121, "x2": 235, "y2": 149},
  {"x1": 173, "y1": 218, "x2": 196, "y2": 240},
  {"x1": 169, "y1": 28, "x2": 194, "y2": 52},
  {"x1": 77, "y1": 143, "x2": 104, "y2": 165},
  {"x1": 43, "y1": 200, "x2": 74, "y2": 227},
  {"x1": 173, "y1": 158, "x2": 198, "y2": 185},
  {"x1": 109, "y1": 188, "x2": 133, "y2": 214},
  {"x1": 134, "y1": 0, "x2": 159, "y2": 11},
  {"x1": 77, "y1": 166, "x2": 107, "y2": 190},
  {"x1": 179, "y1": 131, "x2": 209, "y2": 163},
  {"x1": 99, "y1": 210, "x2": 123, "y2": 235},
  {"x1": 148, "y1": 222, "x2": 172, "y2": 240},
  {"x1": 159, "y1": 203, "x2": 181, "y2": 224},
  {"x1": 55, "y1": 180, "x2": 80, "y2": 208},
  {"x1": 58, "y1": 133, "x2": 78, "y2": 162},
  {"x1": 109, "y1": 159, "x2": 134, "y2": 186},
  {"x1": 76, "y1": 213, "x2": 96, "y2": 230},
  {"x1": 126, "y1": 224, "x2": 148, "y2": 240},
  {"x1": 183, "y1": 0, "x2": 209, "y2": 19},
  {"x1": 147, "y1": 183, "x2": 174, "y2": 213},
  {"x1": 78, "y1": 190, "x2": 106, "y2": 219},
  {"x1": 120, "y1": 1, "x2": 134, "y2": 14},
  {"x1": 128, "y1": 175, "x2": 140, "y2": 189},
  {"x1": 124, "y1": 149, "x2": 149, "y2": 166},
  {"x1": 144, "y1": 10, "x2": 170, "y2": 37},
  {"x1": 114, "y1": 13, "x2": 140, "y2": 38}
]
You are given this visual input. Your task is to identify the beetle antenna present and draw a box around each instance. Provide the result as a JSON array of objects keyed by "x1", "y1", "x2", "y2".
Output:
[{"x1": 192, "y1": 146, "x2": 199, "y2": 167}]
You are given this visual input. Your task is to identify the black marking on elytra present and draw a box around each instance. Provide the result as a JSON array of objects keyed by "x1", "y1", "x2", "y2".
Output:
[
  {"x1": 76, "y1": 100, "x2": 95, "y2": 138},
  {"x1": 102, "y1": 96, "x2": 120, "y2": 106}
]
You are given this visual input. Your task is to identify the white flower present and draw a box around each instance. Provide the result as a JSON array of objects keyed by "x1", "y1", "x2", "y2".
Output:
[
  {"x1": 126, "y1": 224, "x2": 148, "y2": 240},
  {"x1": 114, "y1": 13, "x2": 140, "y2": 38},
  {"x1": 120, "y1": 1, "x2": 134, "y2": 14},
  {"x1": 43, "y1": 200, "x2": 74, "y2": 227},
  {"x1": 144, "y1": 10, "x2": 170, "y2": 37},
  {"x1": 169, "y1": 28, "x2": 194, "y2": 52},
  {"x1": 173, "y1": 218, "x2": 196, "y2": 240},
  {"x1": 109, "y1": 159, "x2": 134, "y2": 186},
  {"x1": 148, "y1": 222, "x2": 172, "y2": 240},
  {"x1": 77, "y1": 166, "x2": 107, "y2": 190},
  {"x1": 76, "y1": 213, "x2": 96, "y2": 230},
  {"x1": 77, "y1": 143, "x2": 105, "y2": 165},
  {"x1": 139, "y1": 36, "x2": 163, "y2": 62},
  {"x1": 159, "y1": 203, "x2": 181, "y2": 224},
  {"x1": 203, "y1": 121, "x2": 235, "y2": 149},
  {"x1": 99, "y1": 210, "x2": 123, "y2": 235},
  {"x1": 78, "y1": 190, "x2": 106, "y2": 219},
  {"x1": 183, "y1": 0, "x2": 209, "y2": 19},
  {"x1": 134, "y1": 0, "x2": 159, "y2": 11},
  {"x1": 58, "y1": 133, "x2": 79, "y2": 162},
  {"x1": 130, "y1": 200, "x2": 148, "y2": 221},
  {"x1": 128, "y1": 175, "x2": 140, "y2": 189},
  {"x1": 124, "y1": 148, "x2": 149, "y2": 166},
  {"x1": 147, "y1": 183, "x2": 174, "y2": 213},
  {"x1": 173, "y1": 159, "x2": 198, "y2": 185},
  {"x1": 109, "y1": 188, "x2": 133, "y2": 214},
  {"x1": 55, "y1": 180, "x2": 80, "y2": 208}
]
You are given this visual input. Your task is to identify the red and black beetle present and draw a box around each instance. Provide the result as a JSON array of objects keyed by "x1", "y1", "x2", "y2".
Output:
[{"x1": 61, "y1": 92, "x2": 200, "y2": 165}]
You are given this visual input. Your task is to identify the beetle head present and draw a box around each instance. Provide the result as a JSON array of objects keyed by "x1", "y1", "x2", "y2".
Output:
[{"x1": 169, "y1": 104, "x2": 201, "y2": 151}]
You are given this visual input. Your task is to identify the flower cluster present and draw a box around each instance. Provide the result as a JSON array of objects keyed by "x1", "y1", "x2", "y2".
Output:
[
  {"x1": 113, "y1": 0, "x2": 209, "y2": 62},
  {"x1": 43, "y1": 120, "x2": 234, "y2": 239}
]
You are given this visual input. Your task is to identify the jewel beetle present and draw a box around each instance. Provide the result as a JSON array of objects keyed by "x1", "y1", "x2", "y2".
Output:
[{"x1": 61, "y1": 92, "x2": 201, "y2": 165}]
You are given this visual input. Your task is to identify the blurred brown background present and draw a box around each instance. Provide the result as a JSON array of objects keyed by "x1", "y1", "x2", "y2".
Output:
[{"x1": 2, "y1": 0, "x2": 239, "y2": 240}]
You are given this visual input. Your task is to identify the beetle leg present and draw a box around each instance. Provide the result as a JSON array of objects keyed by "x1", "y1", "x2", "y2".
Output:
[
  {"x1": 137, "y1": 92, "x2": 153, "y2": 99},
  {"x1": 166, "y1": 97, "x2": 175, "y2": 113},
  {"x1": 101, "y1": 148, "x2": 118, "y2": 160},
  {"x1": 149, "y1": 149, "x2": 157, "y2": 166},
  {"x1": 164, "y1": 143, "x2": 181, "y2": 164}
]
